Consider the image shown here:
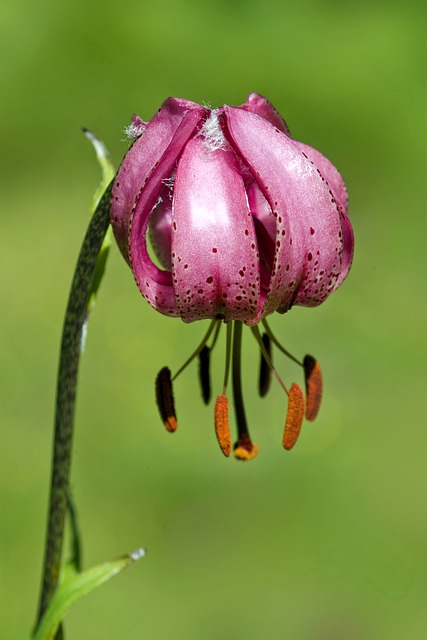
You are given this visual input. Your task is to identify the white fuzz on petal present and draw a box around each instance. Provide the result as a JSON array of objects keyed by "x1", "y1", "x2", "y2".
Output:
[
  {"x1": 199, "y1": 110, "x2": 226, "y2": 152},
  {"x1": 123, "y1": 118, "x2": 146, "y2": 141},
  {"x1": 162, "y1": 171, "x2": 176, "y2": 193}
]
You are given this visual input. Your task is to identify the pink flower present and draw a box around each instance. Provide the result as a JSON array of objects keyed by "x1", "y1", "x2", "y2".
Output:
[{"x1": 110, "y1": 93, "x2": 354, "y2": 460}]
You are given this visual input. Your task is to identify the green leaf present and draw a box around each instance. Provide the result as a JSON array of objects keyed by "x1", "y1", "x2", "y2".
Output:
[
  {"x1": 34, "y1": 549, "x2": 146, "y2": 640},
  {"x1": 81, "y1": 128, "x2": 116, "y2": 324},
  {"x1": 82, "y1": 128, "x2": 115, "y2": 209}
]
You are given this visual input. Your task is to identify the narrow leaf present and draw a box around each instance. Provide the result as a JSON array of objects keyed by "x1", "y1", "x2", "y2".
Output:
[
  {"x1": 82, "y1": 129, "x2": 116, "y2": 323},
  {"x1": 34, "y1": 549, "x2": 146, "y2": 640}
]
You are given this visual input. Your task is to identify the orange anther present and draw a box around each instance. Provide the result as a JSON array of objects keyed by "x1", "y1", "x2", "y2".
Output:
[
  {"x1": 303, "y1": 355, "x2": 323, "y2": 421},
  {"x1": 164, "y1": 416, "x2": 178, "y2": 433},
  {"x1": 282, "y1": 383, "x2": 305, "y2": 450},
  {"x1": 214, "y1": 395, "x2": 232, "y2": 457}
]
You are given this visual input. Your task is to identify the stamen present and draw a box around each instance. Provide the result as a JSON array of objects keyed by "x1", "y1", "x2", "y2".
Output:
[
  {"x1": 214, "y1": 395, "x2": 231, "y2": 457},
  {"x1": 198, "y1": 346, "x2": 211, "y2": 404},
  {"x1": 222, "y1": 321, "x2": 233, "y2": 394},
  {"x1": 198, "y1": 319, "x2": 223, "y2": 404},
  {"x1": 172, "y1": 319, "x2": 218, "y2": 381},
  {"x1": 251, "y1": 325, "x2": 289, "y2": 395},
  {"x1": 232, "y1": 321, "x2": 258, "y2": 461},
  {"x1": 282, "y1": 383, "x2": 305, "y2": 450},
  {"x1": 155, "y1": 367, "x2": 178, "y2": 432},
  {"x1": 258, "y1": 332, "x2": 272, "y2": 397},
  {"x1": 303, "y1": 355, "x2": 323, "y2": 421},
  {"x1": 209, "y1": 316, "x2": 222, "y2": 351},
  {"x1": 262, "y1": 319, "x2": 303, "y2": 367}
]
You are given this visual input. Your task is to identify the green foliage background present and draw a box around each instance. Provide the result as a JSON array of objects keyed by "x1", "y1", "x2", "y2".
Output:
[{"x1": 1, "y1": 0, "x2": 426, "y2": 637}]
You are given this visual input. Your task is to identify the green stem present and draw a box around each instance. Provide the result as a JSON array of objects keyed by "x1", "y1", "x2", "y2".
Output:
[{"x1": 36, "y1": 182, "x2": 113, "y2": 628}]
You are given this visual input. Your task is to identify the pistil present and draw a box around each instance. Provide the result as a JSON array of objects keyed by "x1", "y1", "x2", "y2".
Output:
[
  {"x1": 232, "y1": 321, "x2": 258, "y2": 460},
  {"x1": 258, "y1": 332, "x2": 272, "y2": 397}
]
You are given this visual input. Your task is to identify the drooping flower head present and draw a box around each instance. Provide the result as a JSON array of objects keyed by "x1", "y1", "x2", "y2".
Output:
[{"x1": 110, "y1": 93, "x2": 354, "y2": 459}]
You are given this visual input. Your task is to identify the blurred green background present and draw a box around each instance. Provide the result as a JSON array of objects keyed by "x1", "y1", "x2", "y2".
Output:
[{"x1": 1, "y1": 0, "x2": 426, "y2": 638}]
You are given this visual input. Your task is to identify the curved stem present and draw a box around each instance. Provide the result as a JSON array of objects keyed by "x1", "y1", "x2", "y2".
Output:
[{"x1": 35, "y1": 183, "x2": 113, "y2": 628}]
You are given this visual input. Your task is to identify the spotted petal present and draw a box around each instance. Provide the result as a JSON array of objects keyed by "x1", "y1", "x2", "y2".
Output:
[
  {"x1": 126, "y1": 101, "x2": 208, "y2": 316},
  {"x1": 294, "y1": 141, "x2": 354, "y2": 289},
  {"x1": 222, "y1": 106, "x2": 344, "y2": 316},
  {"x1": 171, "y1": 138, "x2": 261, "y2": 323},
  {"x1": 110, "y1": 97, "x2": 205, "y2": 261}
]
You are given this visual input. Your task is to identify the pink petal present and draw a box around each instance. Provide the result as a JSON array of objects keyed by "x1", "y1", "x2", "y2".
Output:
[
  {"x1": 222, "y1": 107, "x2": 344, "y2": 315},
  {"x1": 127, "y1": 103, "x2": 208, "y2": 316},
  {"x1": 294, "y1": 142, "x2": 354, "y2": 288},
  {"x1": 171, "y1": 137, "x2": 260, "y2": 324},
  {"x1": 246, "y1": 182, "x2": 276, "y2": 240},
  {"x1": 110, "y1": 97, "x2": 205, "y2": 261},
  {"x1": 241, "y1": 93, "x2": 291, "y2": 136},
  {"x1": 148, "y1": 188, "x2": 172, "y2": 271}
]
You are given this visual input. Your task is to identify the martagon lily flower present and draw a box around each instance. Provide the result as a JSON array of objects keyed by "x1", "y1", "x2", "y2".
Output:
[{"x1": 110, "y1": 93, "x2": 354, "y2": 460}]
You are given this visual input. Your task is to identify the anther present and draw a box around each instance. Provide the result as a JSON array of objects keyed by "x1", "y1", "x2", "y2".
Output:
[
  {"x1": 303, "y1": 355, "x2": 323, "y2": 421},
  {"x1": 155, "y1": 367, "x2": 178, "y2": 432},
  {"x1": 233, "y1": 434, "x2": 259, "y2": 461},
  {"x1": 198, "y1": 346, "x2": 211, "y2": 404},
  {"x1": 258, "y1": 332, "x2": 272, "y2": 397},
  {"x1": 282, "y1": 383, "x2": 305, "y2": 450},
  {"x1": 214, "y1": 395, "x2": 231, "y2": 457}
]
